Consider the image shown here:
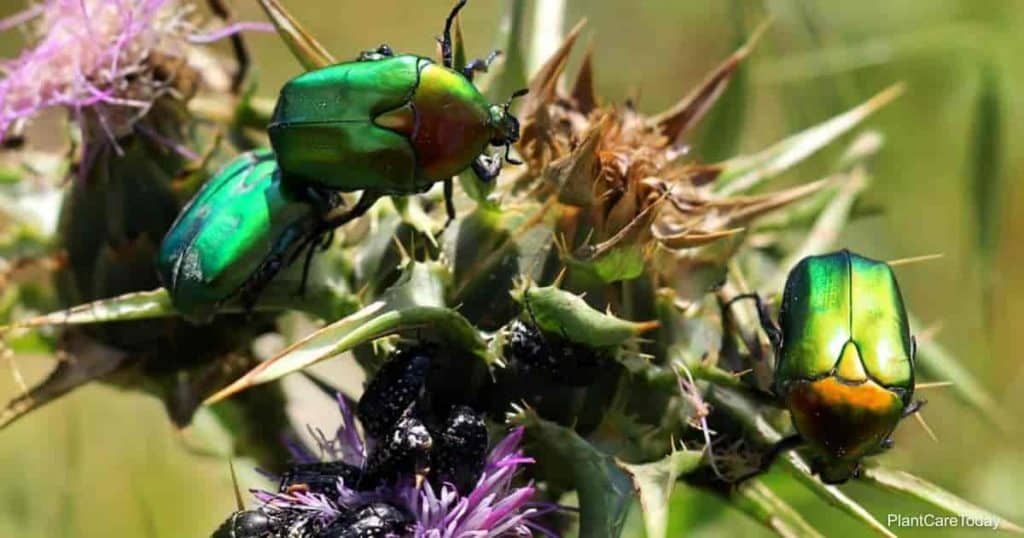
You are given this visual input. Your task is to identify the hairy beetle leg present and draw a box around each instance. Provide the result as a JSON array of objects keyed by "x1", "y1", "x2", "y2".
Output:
[
  {"x1": 733, "y1": 434, "x2": 804, "y2": 485},
  {"x1": 239, "y1": 254, "x2": 285, "y2": 315},
  {"x1": 357, "y1": 44, "x2": 394, "y2": 62},
  {"x1": 903, "y1": 398, "x2": 927, "y2": 417},
  {"x1": 461, "y1": 50, "x2": 502, "y2": 81},
  {"x1": 440, "y1": 0, "x2": 470, "y2": 68},
  {"x1": 725, "y1": 293, "x2": 783, "y2": 351},
  {"x1": 291, "y1": 191, "x2": 382, "y2": 297},
  {"x1": 207, "y1": 0, "x2": 250, "y2": 93},
  {"x1": 441, "y1": 178, "x2": 456, "y2": 231}
]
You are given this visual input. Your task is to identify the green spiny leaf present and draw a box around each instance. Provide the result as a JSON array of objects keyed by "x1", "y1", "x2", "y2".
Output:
[
  {"x1": 714, "y1": 85, "x2": 902, "y2": 195},
  {"x1": 204, "y1": 262, "x2": 489, "y2": 404},
  {"x1": 3, "y1": 288, "x2": 175, "y2": 330},
  {"x1": 515, "y1": 408, "x2": 633, "y2": 538},
  {"x1": 514, "y1": 283, "x2": 659, "y2": 348},
  {"x1": 204, "y1": 303, "x2": 489, "y2": 404},
  {"x1": 618, "y1": 450, "x2": 704, "y2": 538},
  {"x1": 859, "y1": 465, "x2": 1023, "y2": 534}
]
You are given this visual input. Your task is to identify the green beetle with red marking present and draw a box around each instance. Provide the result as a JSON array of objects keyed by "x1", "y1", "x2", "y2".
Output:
[
  {"x1": 269, "y1": 0, "x2": 525, "y2": 229},
  {"x1": 158, "y1": 0, "x2": 524, "y2": 319},
  {"x1": 731, "y1": 249, "x2": 923, "y2": 484}
]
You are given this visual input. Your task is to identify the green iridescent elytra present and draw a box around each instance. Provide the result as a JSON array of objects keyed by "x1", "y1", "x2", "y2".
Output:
[
  {"x1": 269, "y1": 54, "x2": 514, "y2": 195},
  {"x1": 157, "y1": 149, "x2": 322, "y2": 322},
  {"x1": 771, "y1": 249, "x2": 916, "y2": 484},
  {"x1": 775, "y1": 250, "x2": 914, "y2": 391}
]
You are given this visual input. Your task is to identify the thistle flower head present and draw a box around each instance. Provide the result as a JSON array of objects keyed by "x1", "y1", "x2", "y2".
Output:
[
  {"x1": 0, "y1": 0, "x2": 267, "y2": 144},
  {"x1": 251, "y1": 396, "x2": 548, "y2": 537},
  {"x1": 405, "y1": 427, "x2": 543, "y2": 538},
  {"x1": 512, "y1": 24, "x2": 827, "y2": 287}
]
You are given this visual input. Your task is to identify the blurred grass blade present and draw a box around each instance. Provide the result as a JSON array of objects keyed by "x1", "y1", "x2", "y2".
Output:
[
  {"x1": 651, "y1": 18, "x2": 769, "y2": 144},
  {"x1": 859, "y1": 465, "x2": 1023, "y2": 534},
  {"x1": 2, "y1": 289, "x2": 175, "y2": 330},
  {"x1": 694, "y1": 4, "x2": 757, "y2": 161},
  {"x1": 731, "y1": 480, "x2": 824, "y2": 538},
  {"x1": 258, "y1": 0, "x2": 335, "y2": 71},
  {"x1": 715, "y1": 85, "x2": 902, "y2": 195},
  {"x1": 767, "y1": 169, "x2": 869, "y2": 290},
  {"x1": 515, "y1": 408, "x2": 633, "y2": 538},
  {"x1": 911, "y1": 313, "x2": 1007, "y2": 431},
  {"x1": 618, "y1": 449, "x2": 703, "y2": 538},
  {"x1": 484, "y1": 0, "x2": 528, "y2": 102},
  {"x1": 778, "y1": 456, "x2": 895, "y2": 538},
  {"x1": 969, "y1": 65, "x2": 1003, "y2": 331},
  {"x1": 527, "y1": 0, "x2": 566, "y2": 76}
]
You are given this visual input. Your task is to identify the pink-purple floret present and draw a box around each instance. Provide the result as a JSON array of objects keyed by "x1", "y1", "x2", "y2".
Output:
[{"x1": 0, "y1": 0, "x2": 269, "y2": 142}]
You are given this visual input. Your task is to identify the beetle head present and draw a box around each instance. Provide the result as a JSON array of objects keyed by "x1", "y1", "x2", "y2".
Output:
[{"x1": 489, "y1": 89, "x2": 528, "y2": 162}]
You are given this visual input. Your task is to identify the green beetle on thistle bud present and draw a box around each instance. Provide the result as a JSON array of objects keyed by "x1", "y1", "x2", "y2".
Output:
[
  {"x1": 158, "y1": 149, "x2": 338, "y2": 322},
  {"x1": 269, "y1": 0, "x2": 526, "y2": 228},
  {"x1": 158, "y1": 0, "x2": 524, "y2": 321},
  {"x1": 730, "y1": 249, "x2": 923, "y2": 484}
]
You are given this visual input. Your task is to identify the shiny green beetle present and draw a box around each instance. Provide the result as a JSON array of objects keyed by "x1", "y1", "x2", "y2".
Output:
[
  {"x1": 157, "y1": 149, "x2": 335, "y2": 322},
  {"x1": 732, "y1": 249, "x2": 922, "y2": 484},
  {"x1": 268, "y1": 0, "x2": 524, "y2": 225}
]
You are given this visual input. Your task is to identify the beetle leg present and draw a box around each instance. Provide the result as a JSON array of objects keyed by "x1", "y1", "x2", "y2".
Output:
[
  {"x1": 357, "y1": 44, "x2": 394, "y2": 62},
  {"x1": 442, "y1": 178, "x2": 456, "y2": 229},
  {"x1": 725, "y1": 293, "x2": 783, "y2": 351},
  {"x1": 733, "y1": 434, "x2": 804, "y2": 484},
  {"x1": 207, "y1": 0, "x2": 250, "y2": 93},
  {"x1": 461, "y1": 50, "x2": 502, "y2": 81},
  {"x1": 903, "y1": 398, "x2": 927, "y2": 417},
  {"x1": 440, "y1": 0, "x2": 470, "y2": 68},
  {"x1": 471, "y1": 154, "x2": 502, "y2": 182},
  {"x1": 240, "y1": 254, "x2": 284, "y2": 314}
]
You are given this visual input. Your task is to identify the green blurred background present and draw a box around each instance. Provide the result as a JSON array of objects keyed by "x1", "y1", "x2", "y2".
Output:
[{"x1": 1, "y1": 0, "x2": 1022, "y2": 536}]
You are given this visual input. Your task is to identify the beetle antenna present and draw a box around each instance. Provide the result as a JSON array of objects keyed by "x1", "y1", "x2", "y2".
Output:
[{"x1": 441, "y1": 0, "x2": 470, "y2": 68}]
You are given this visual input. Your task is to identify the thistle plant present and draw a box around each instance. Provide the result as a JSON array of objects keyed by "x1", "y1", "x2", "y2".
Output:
[{"x1": 0, "y1": 1, "x2": 1019, "y2": 537}]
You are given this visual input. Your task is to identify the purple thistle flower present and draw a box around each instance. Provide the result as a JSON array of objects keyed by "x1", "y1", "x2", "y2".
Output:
[
  {"x1": 404, "y1": 427, "x2": 541, "y2": 538},
  {"x1": 253, "y1": 396, "x2": 553, "y2": 537},
  {"x1": 0, "y1": 0, "x2": 270, "y2": 143}
]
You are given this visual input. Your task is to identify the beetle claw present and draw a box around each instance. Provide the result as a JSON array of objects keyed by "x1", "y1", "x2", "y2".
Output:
[
  {"x1": 903, "y1": 398, "x2": 927, "y2": 417},
  {"x1": 471, "y1": 154, "x2": 502, "y2": 182}
]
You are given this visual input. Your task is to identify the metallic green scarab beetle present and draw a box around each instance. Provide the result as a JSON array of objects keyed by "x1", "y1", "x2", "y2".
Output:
[
  {"x1": 268, "y1": 0, "x2": 525, "y2": 225},
  {"x1": 732, "y1": 249, "x2": 922, "y2": 484},
  {"x1": 158, "y1": 149, "x2": 336, "y2": 322}
]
